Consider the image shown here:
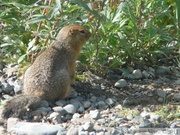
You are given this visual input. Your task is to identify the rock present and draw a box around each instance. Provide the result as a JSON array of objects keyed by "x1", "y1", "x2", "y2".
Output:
[
  {"x1": 70, "y1": 98, "x2": 82, "y2": 109},
  {"x1": 53, "y1": 106, "x2": 67, "y2": 115},
  {"x1": 1, "y1": 82, "x2": 14, "y2": 94},
  {"x1": 63, "y1": 104, "x2": 77, "y2": 114},
  {"x1": 156, "y1": 90, "x2": 167, "y2": 98},
  {"x1": 158, "y1": 97, "x2": 164, "y2": 103},
  {"x1": 174, "y1": 93, "x2": 180, "y2": 102},
  {"x1": 139, "y1": 119, "x2": 152, "y2": 128},
  {"x1": 36, "y1": 107, "x2": 51, "y2": 112},
  {"x1": 105, "y1": 98, "x2": 115, "y2": 106},
  {"x1": 97, "y1": 118, "x2": 106, "y2": 125},
  {"x1": 156, "y1": 66, "x2": 170, "y2": 75},
  {"x1": 132, "y1": 116, "x2": 143, "y2": 124},
  {"x1": 9, "y1": 122, "x2": 66, "y2": 135},
  {"x1": 67, "y1": 125, "x2": 79, "y2": 135},
  {"x1": 83, "y1": 122, "x2": 94, "y2": 132},
  {"x1": 76, "y1": 61, "x2": 86, "y2": 71},
  {"x1": 55, "y1": 100, "x2": 67, "y2": 106},
  {"x1": 90, "y1": 96, "x2": 97, "y2": 102},
  {"x1": 127, "y1": 74, "x2": 135, "y2": 80},
  {"x1": 89, "y1": 110, "x2": 100, "y2": 120},
  {"x1": 38, "y1": 100, "x2": 49, "y2": 108},
  {"x1": 175, "y1": 79, "x2": 180, "y2": 85},
  {"x1": 123, "y1": 98, "x2": 134, "y2": 106},
  {"x1": 48, "y1": 112, "x2": 62, "y2": 124},
  {"x1": 92, "y1": 84, "x2": 101, "y2": 90},
  {"x1": 127, "y1": 114, "x2": 133, "y2": 120},
  {"x1": 114, "y1": 79, "x2": 127, "y2": 88},
  {"x1": 96, "y1": 101, "x2": 108, "y2": 110},
  {"x1": 83, "y1": 101, "x2": 91, "y2": 109},
  {"x1": 150, "y1": 113, "x2": 161, "y2": 122},
  {"x1": 72, "y1": 113, "x2": 81, "y2": 119},
  {"x1": 142, "y1": 70, "x2": 150, "y2": 78},
  {"x1": 132, "y1": 69, "x2": 142, "y2": 79}
]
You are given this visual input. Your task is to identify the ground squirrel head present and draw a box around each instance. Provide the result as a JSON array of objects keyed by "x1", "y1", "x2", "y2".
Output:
[{"x1": 56, "y1": 24, "x2": 91, "y2": 51}]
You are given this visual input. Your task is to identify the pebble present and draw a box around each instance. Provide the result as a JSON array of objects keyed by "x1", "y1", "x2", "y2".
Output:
[
  {"x1": 53, "y1": 106, "x2": 67, "y2": 115},
  {"x1": 48, "y1": 112, "x2": 62, "y2": 124},
  {"x1": 83, "y1": 122, "x2": 94, "y2": 131},
  {"x1": 114, "y1": 79, "x2": 127, "y2": 88},
  {"x1": 63, "y1": 104, "x2": 77, "y2": 114},
  {"x1": 174, "y1": 79, "x2": 180, "y2": 85},
  {"x1": 156, "y1": 66, "x2": 170, "y2": 75},
  {"x1": 156, "y1": 90, "x2": 167, "y2": 98},
  {"x1": 142, "y1": 70, "x2": 150, "y2": 78},
  {"x1": 139, "y1": 119, "x2": 152, "y2": 128},
  {"x1": 55, "y1": 100, "x2": 67, "y2": 106},
  {"x1": 105, "y1": 98, "x2": 115, "y2": 106},
  {"x1": 83, "y1": 101, "x2": 92, "y2": 109},
  {"x1": 89, "y1": 110, "x2": 100, "y2": 120},
  {"x1": 174, "y1": 93, "x2": 180, "y2": 102},
  {"x1": 132, "y1": 69, "x2": 142, "y2": 79},
  {"x1": 67, "y1": 126, "x2": 79, "y2": 135}
]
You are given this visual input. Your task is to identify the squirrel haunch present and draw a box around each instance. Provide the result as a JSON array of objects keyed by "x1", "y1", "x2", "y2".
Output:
[{"x1": 2, "y1": 24, "x2": 91, "y2": 118}]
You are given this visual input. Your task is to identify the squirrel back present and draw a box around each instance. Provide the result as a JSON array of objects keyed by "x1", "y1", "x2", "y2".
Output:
[{"x1": 2, "y1": 24, "x2": 91, "y2": 118}]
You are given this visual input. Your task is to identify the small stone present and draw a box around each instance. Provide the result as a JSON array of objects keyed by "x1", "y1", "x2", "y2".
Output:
[
  {"x1": 150, "y1": 113, "x2": 161, "y2": 122},
  {"x1": 96, "y1": 101, "x2": 108, "y2": 110},
  {"x1": 72, "y1": 113, "x2": 81, "y2": 119},
  {"x1": 156, "y1": 66, "x2": 170, "y2": 75},
  {"x1": 114, "y1": 79, "x2": 127, "y2": 88},
  {"x1": 142, "y1": 70, "x2": 150, "y2": 78},
  {"x1": 38, "y1": 100, "x2": 49, "y2": 108},
  {"x1": 1, "y1": 83, "x2": 14, "y2": 94},
  {"x1": 123, "y1": 98, "x2": 133, "y2": 106},
  {"x1": 36, "y1": 107, "x2": 51, "y2": 112},
  {"x1": 132, "y1": 69, "x2": 142, "y2": 79},
  {"x1": 53, "y1": 106, "x2": 67, "y2": 115},
  {"x1": 83, "y1": 122, "x2": 94, "y2": 132},
  {"x1": 157, "y1": 90, "x2": 167, "y2": 98},
  {"x1": 127, "y1": 74, "x2": 135, "y2": 80},
  {"x1": 132, "y1": 116, "x2": 143, "y2": 124},
  {"x1": 83, "y1": 101, "x2": 91, "y2": 109},
  {"x1": 63, "y1": 104, "x2": 77, "y2": 114},
  {"x1": 55, "y1": 100, "x2": 66, "y2": 106},
  {"x1": 13, "y1": 79, "x2": 22, "y2": 94},
  {"x1": 139, "y1": 119, "x2": 152, "y2": 128},
  {"x1": 89, "y1": 110, "x2": 100, "y2": 120},
  {"x1": 174, "y1": 93, "x2": 180, "y2": 102},
  {"x1": 49, "y1": 112, "x2": 61, "y2": 124},
  {"x1": 175, "y1": 79, "x2": 180, "y2": 85},
  {"x1": 97, "y1": 118, "x2": 106, "y2": 124},
  {"x1": 70, "y1": 98, "x2": 82, "y2": 109},
  {"x1": 158, "y1": 97, "x2": 164, "y2": 103},
  {"x1": 127, "y1": 114, "x2": 133, "y2": 120},
  {"x1": 105, "y1": 98, "x2": 115, "y2": 106},
  {"x1": 90, "y1": 96, "x2": 97, "y2": 102},
  {"x1": 67, "y1": 125, "x2": 79, "y2": 135}
]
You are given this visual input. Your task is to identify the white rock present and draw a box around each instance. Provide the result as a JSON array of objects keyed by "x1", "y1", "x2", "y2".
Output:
[
  {"x1": 132, "y1": 69, "x2": 142, "y2": 79},
  {"x1": 114, "y1": 79, "x2": 127, "y2": 88}
]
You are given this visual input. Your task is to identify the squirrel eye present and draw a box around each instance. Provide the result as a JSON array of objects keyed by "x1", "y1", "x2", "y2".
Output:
[{"x1": 79, "y1": 30, "x2": 85, "y2": 34}]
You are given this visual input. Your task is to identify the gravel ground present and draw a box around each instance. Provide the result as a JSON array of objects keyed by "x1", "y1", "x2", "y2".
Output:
[{"x1": 0, "y1": 62, "x2": 179, "y2": 135}]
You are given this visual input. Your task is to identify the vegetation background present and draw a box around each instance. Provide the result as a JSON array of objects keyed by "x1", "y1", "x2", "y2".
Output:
[{"x1": 0, "y1": 0, "x2": 179, "y2": 73}]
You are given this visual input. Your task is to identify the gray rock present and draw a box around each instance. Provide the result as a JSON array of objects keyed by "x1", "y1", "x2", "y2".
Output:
[
  {"x1": 127, "y1": 74, "x2": 135, "y2": 80},
  {"x1": 90, "y1": 96, "x2": 97, "y2": 102},
  {"x1": 150, "y1": 113, "x2": 161, "y2": 122},
  {"x1": 148, "y1": 67, "x2": 155, "y2": 74},
  {"x1": 53, "y1": 106, "x2": 67, "y2": 115},
  {"x1": 105, "y1": 98, "x2": 115, "y2": 106},
  {"x1": 38, "y1": 100, "x2": 49, "y2": 108},
  {"x1": 63, "y1": 104, "x2": 77, "y2": 114},
  {"x1": 83, "y1": 122, "x2": 94, "y2": 132},
  {"x1": 132, "y1": 69, "x2": 142, "y2": 79},
  {"x1": 132, "y1": 116, "x2": 143, "y2": 124},
  {"x1": 70, "y1": 98, "x2": 82, "y2": 109},
  {"x1": 123, "y1": 98, "x2": 133, "y2": 106},
  {"x1": 127, "y1": 114, "x2": 134, "y2": 120},
  {"x1": 174, "y1": 93, "x2": 180, "y2": 101},
  {"x1": 114, "y1": 79, "x2": 127, "y2": 88},
  {"x1": 7, "y1": 118, "x2": 20, "y2": 132},
  {"x1": 156, "y1": 66, "x2": 170, "y2": 75},
  {"x1": 83, "y1": 101, "x2": 91, "y2": 109},
  {"x1": 175, "y1": 79, "x2": 180, "y2": 85},
  {"x1": 157, "y1": 90, "x2": 167, "y2": 98},
  {"x1": 0, "y1": 64, "x2": 3, "y2": 71},
  {"x1": 55, "y1": 100, "x2": 67, "y2": 106},
  {"x1": 78, "y1": 106, "x2": 85, "y2": 113},
  {"x1": 111, "y1": 127, "x2": 126, "y2": 135},
  {"x1": 67, "y1": 125, "x2": 79, "y2": 135},
  {"x1": 1, "y1": 82, "x2": 14, "y2": 93},
  {"x1": 158, "y1": 97, "x2": 164, "y2": 103},
  {"x1": 49, "y1": 112, "x2": 62, "y2": 124},
  {"x1": 36, "y1": 107, "x2": 51, "y2": 112},
  {"x1": 9, "y1": 122, "x2": 66, "y2": 135},
  {"x1": 89, "y1": 110, "x2": 100, "y2": 120},
  {"x1": 92, "y1": 84, "x2": 101, "y2": 90},
  {"x1": 139, "y1": 119, "x2": 152, "y2": 128},
  {"x1": 142, "y1": 70, "x2": 150, "y2": 78},
  {"x1": 72, "y1": 113, "x2": 81, "y2": 119},
  {"x1": 97, "y1": 118, "x2": 106, "y2": 124},
  {"x1": 96, "y1": 101, "x2": 108, "y2": 110}
]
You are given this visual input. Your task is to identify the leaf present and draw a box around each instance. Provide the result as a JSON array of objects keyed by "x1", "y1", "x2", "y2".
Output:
[
  {"x1": 28, "y1": 15, "x2": 47, "y2": 24},
  {"x1": 18, "y1": 54, "x2": 27, "y2": 64}
]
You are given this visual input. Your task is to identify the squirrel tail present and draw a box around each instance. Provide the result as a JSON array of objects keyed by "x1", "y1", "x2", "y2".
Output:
[{"x1": 2, "y1": 94, "x2": 41, "y2": 119}]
